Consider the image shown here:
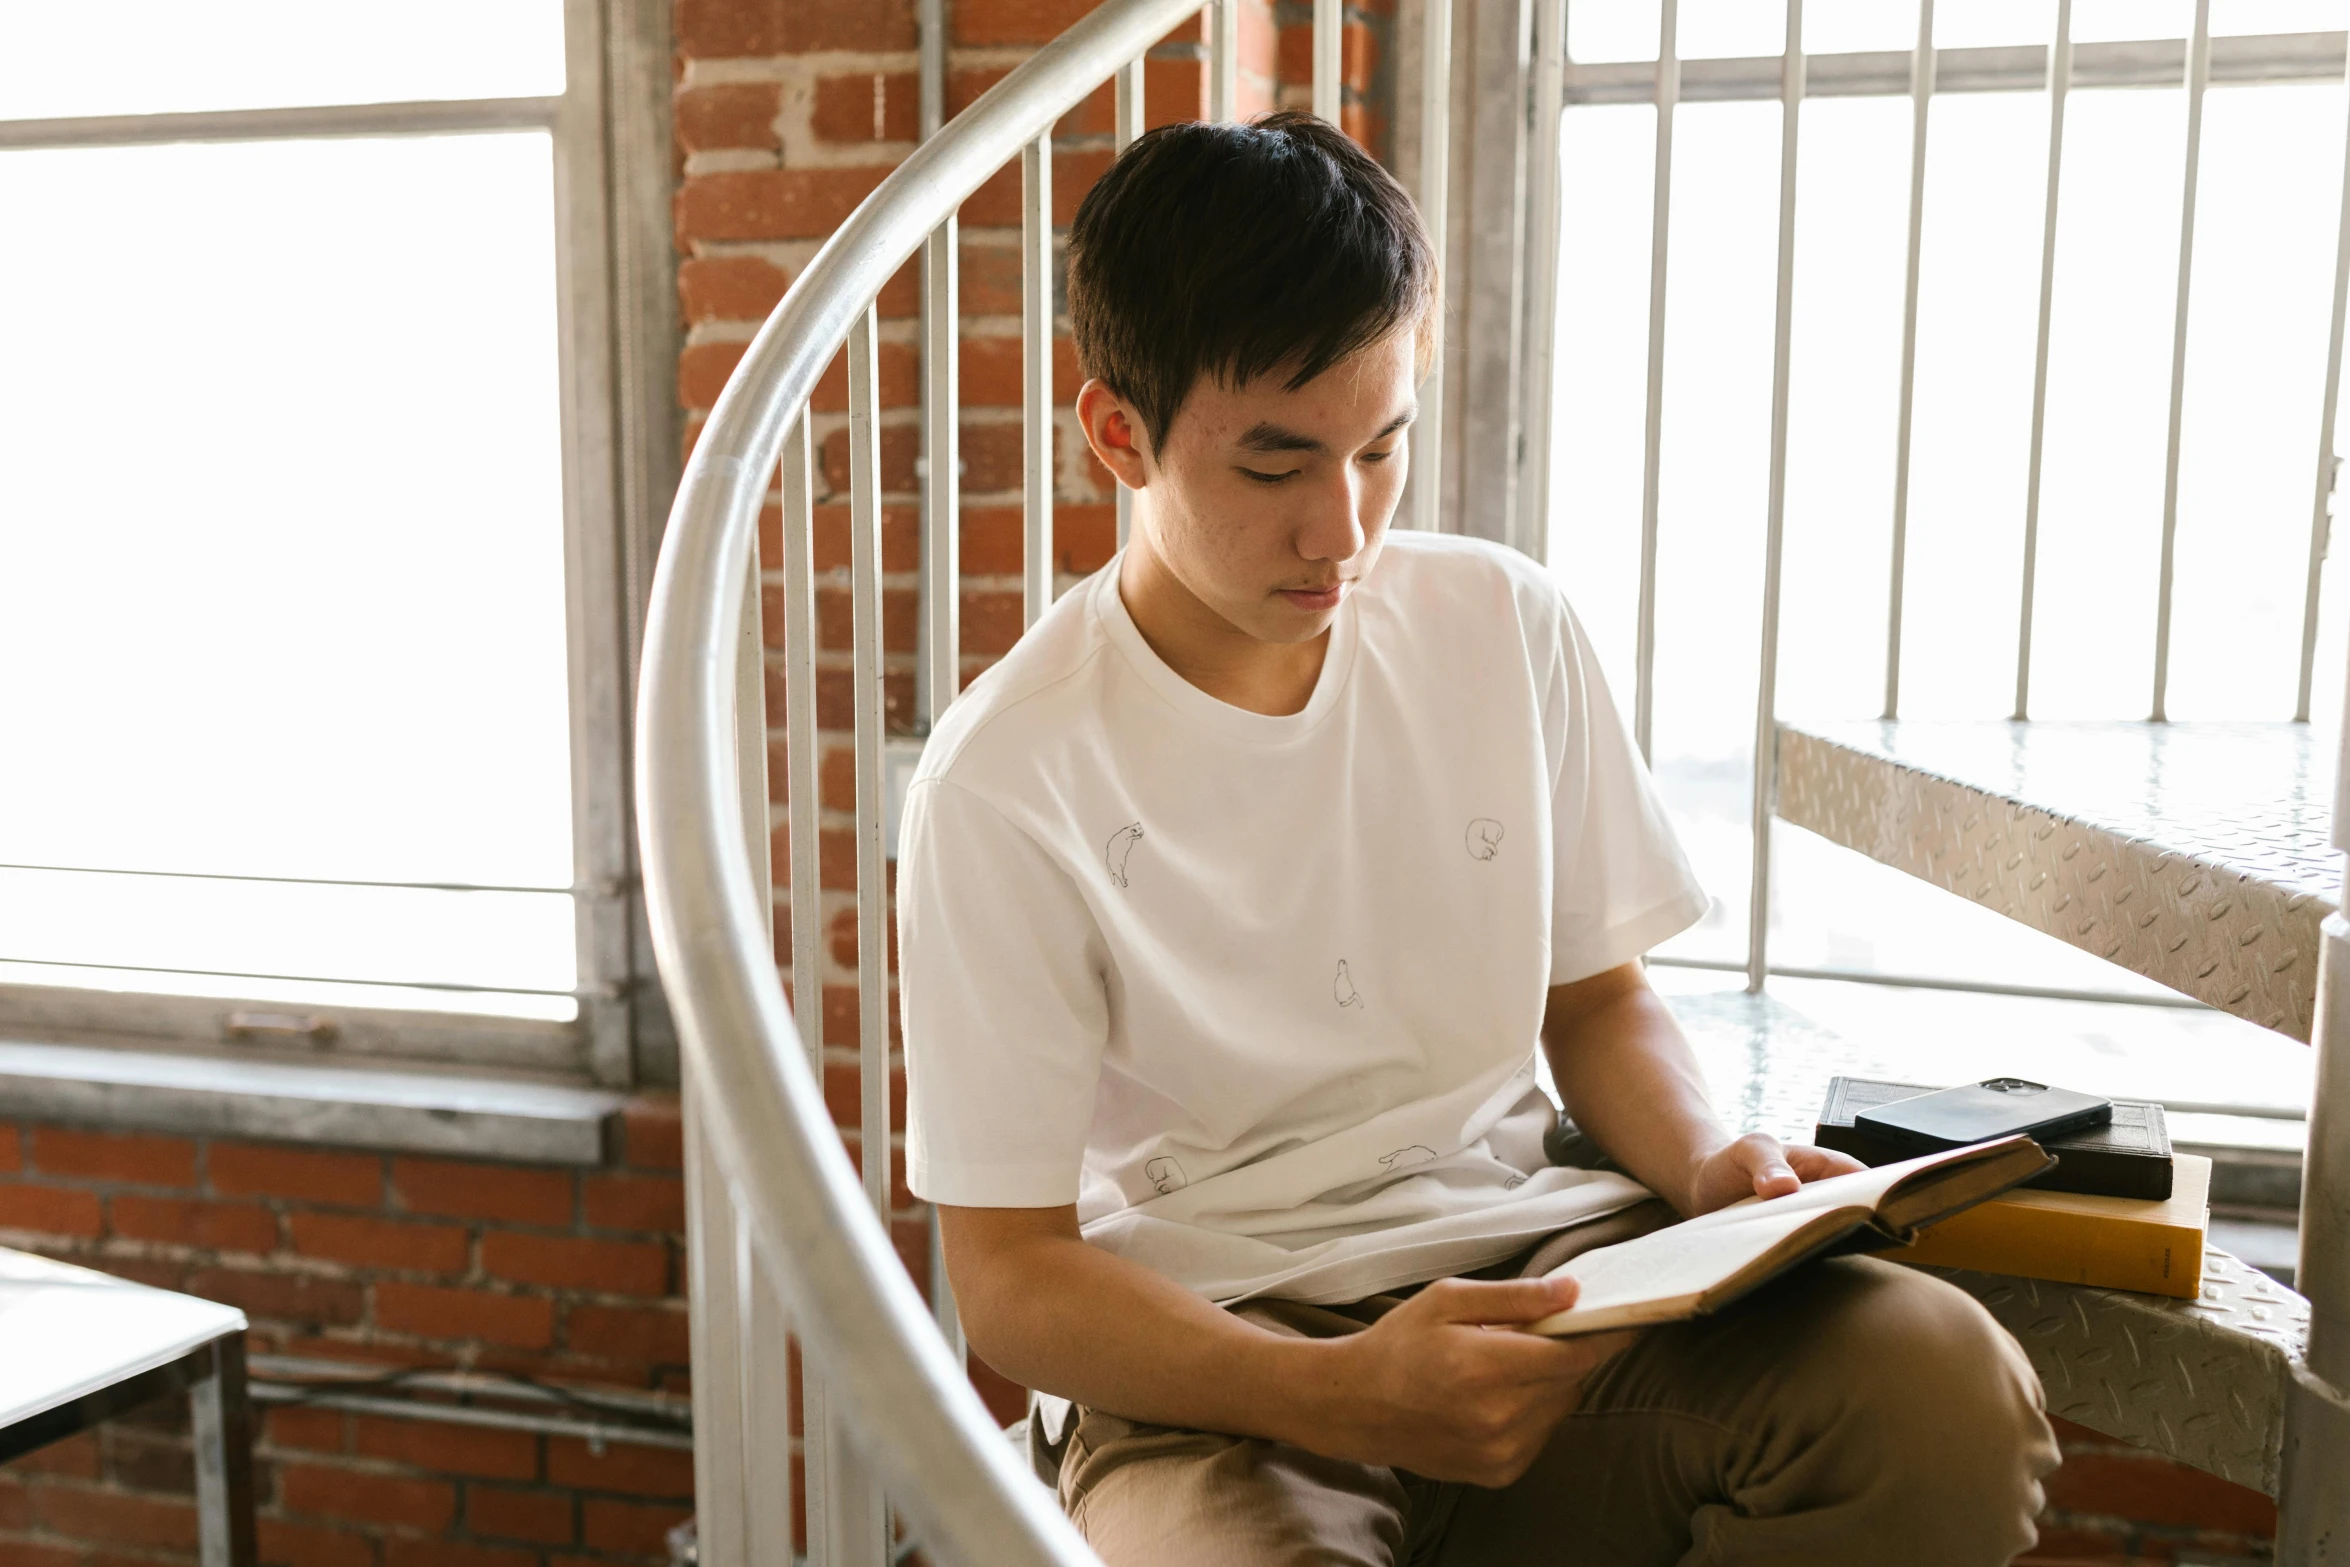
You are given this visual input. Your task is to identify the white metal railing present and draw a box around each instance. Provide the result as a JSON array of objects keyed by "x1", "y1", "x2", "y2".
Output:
[
  {"x1": 1545, "y1": 9, "x2": 2350, "y2": 1548},
  {"x1": 636, "y1": 3, "x2": 1439, "y2": 1563},
  {"x1": 1556, "y1": 8, "x2": 2350, "y2": 1004}
]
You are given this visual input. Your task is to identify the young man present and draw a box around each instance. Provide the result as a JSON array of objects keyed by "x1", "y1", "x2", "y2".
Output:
[{"x1": 897, "y1": 113, "x2": 2059, "y2": 1565}]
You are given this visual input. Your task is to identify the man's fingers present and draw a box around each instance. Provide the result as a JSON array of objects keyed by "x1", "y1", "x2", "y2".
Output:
[
  {"x1": 1485, "y1": 1324, "x2": 1642, "y2": 1389},
  {"x1": 1786, "y1": 1142, "x2": 1867, "y2": 1179},
  {"x1": 1416, "y1": 1274, "x2": 1581, "y2": 1326},
  {"x1": 1736, "y1": 1133, "x2": 1800, "y2": 1196}
]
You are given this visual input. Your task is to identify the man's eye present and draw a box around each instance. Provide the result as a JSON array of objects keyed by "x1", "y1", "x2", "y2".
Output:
[
  {"x1": 1360, "y1": 446, "x2": 1397, "y2": 464},
  {"x1": 1239, "y1": 467, "x2": 1298, "y2": 485}
]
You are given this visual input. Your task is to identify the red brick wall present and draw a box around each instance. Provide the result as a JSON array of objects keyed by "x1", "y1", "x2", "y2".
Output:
[
  {"x1": 2019, "y1": 1417, "x2": 2276, "y2": 1565},
  {"x1": 0, "y1": 1106, "x2": 690, "y2": 1567}
]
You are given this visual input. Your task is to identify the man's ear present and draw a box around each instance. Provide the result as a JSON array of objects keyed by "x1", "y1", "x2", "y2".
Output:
[{"x1": 1075, "y1": 378, "x2": 1150, "y2": 494}]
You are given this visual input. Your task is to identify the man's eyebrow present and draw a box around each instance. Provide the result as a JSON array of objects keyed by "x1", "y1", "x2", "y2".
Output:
[
  {"x1": 1237, "y1": 421, "x2": 1324, "y2": 454},
  {"x1": 1236, "y1": 407, "x2": 1417, "y2": 455}
]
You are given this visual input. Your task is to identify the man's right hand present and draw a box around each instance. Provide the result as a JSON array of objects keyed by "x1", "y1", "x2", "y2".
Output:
[{"x1": 1305, "y1": 1275, "x2": 1635, "y2": 1487}]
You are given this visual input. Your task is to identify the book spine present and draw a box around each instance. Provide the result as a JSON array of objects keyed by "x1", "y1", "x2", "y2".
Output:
[
  {"x1": 1893, "y1": 1203, "x2": 2204, "y2": 1299},
  {"x1": 1816, "y1": 1126, "x2": 2171, "y2": 1202}
]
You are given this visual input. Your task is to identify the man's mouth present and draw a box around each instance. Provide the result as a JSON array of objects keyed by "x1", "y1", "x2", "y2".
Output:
[{"x1": 1277, "y1": 581, "x2": 1348, "y2": 611}]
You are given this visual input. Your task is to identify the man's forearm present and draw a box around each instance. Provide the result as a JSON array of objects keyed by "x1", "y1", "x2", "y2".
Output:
[
  {"x1": 1539, "y1": 967, "x2": 1732, "y2": 1215},
  {"x1": 942, "y1": 1209, "x2": 1348, "y2": 1448},
  {"x1": 939, "y1": 1204, "x2": 1634, "y2": 1484}
]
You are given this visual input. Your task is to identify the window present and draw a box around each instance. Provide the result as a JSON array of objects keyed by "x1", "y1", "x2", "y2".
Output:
[
  {"x1": 1547, "y1": 0, "x2": 2346, "y2": 1147},
  {"x1": 0, "y1": 1, "x2": 662, "y2": 1084}
]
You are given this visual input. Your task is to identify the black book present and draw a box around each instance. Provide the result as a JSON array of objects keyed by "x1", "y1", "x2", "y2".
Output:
[{"x1": 1816, "y1": 1076, "x2": 2173, "y2": 1202}]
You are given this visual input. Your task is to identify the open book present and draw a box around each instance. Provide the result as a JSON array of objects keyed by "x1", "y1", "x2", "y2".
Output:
[{"x1": 1525, "y1": 1136, "x2": 2054, "y2": 1337}]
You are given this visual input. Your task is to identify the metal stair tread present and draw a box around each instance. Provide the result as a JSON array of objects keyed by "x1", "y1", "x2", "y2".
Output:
[
  {"x1": 1663, "y1": 987, "x2": 2306, "y2": 1496},
  {"x1": 1776, "y1": 719, "x2": 2338, "y2": 1040}
]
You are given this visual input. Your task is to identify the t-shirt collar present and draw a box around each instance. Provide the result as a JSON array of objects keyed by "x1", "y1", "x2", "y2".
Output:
[{"x1": 1092, "y1": 553, "x2": 1361, "y2": 742}]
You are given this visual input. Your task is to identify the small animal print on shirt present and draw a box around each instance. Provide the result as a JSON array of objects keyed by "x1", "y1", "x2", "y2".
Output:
[
  {"x1": 1105, "y1": 822, "x2": 1144, "y2": 887},
  {"x1": 1379, "y1": 1146, "x2": 1437, "y2": 1171},
  {"x1": 1465, "y1": 818, "x2": 1505, "y2": 861},
  {"x1": 1144, "y1": 1157, "x2": 1187, "y2": 1195},
  {"x1": 1333, "y1": 960, "x2": 1364, "y2": 1009}
]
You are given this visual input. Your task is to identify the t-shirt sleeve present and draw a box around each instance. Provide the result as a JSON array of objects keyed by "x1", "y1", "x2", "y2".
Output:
[
  {"x1": 896, "y1": 775, "x2": 1109, "y2": 1208},
  {"x1": 1543, "y1": 595, "x2": 1711, "y2": 985}
]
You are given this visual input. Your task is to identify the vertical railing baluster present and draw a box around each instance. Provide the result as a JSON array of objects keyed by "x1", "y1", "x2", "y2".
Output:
[
  {"x1": 1633, "y1": 0, "x2": 1678, "y2": 761},
  {"x1": 1883, "y1": 0, "x2": 1933, "y2": 722},
  {"x1": 777, "y1": 409, "x2": 832, "y2": 1564},
  {"x1": 1115, "y1": 57, "x2": 1146, "y2": 146},
  {"x1": 849, "y1": 310, "x2": 891, "y2": 1228},
  {"x1": 736, "y1": 451, "x2": 778, "y2": 1004},
  {"x1": 1746, "y1": 0, "x2": 1803, "y2": 995},
  {"x1": 2296, "y1": 50, "x2": 2350, "y2": 723},
  {"x1": 2015, "y1": 0, "x2": 2072, "y2": 721},
  {"x1": 781, "y1": 410, "x2": 822, "y2": 1071},
  {"x1": 1211, "y1": 0, "x2": 1238, "y2": 124},
  {"x1": 819, "y1": 1413, "x2": 886, "y2": 1566},
  {"x1": 913, "y1": 0, "x2": 967, "y2": 1378},
  {"x1": 1115, "y1": 58, "x2": 1145, "y2": 552},
  {"x1": 694, "y1": 416, "x2": 778, "y2": 1567},
  {"x1": 918, "y1": 0, "x2": 944, "y2": 141},
  {"x1": 738, "y1": 540, "x2": 772, "y2": 923},
  {"x1": 739, "y1": 1224, "x2": 796, "y2": 1567},
  {"x1": 683, "y1": 1108, "x2": 748, "y2": 1567},
  {"x1": 919, "y1": 215, "x2": 966, "y2": 1367},
  {"x1": 2152, "y1": 0, "x2": 2211, "y2": 723},
  {"x1": 730, "y1": 387, "x2": 790, "y2": 1567},
  {"x1": 1023, "y1": 135, "x2": 1055, "y2": 628},
  {"x1": 843, "y1": 309, "x2": 894, "y2": 1567},
  {"x1": 916, "y1": 0, "x2": 951, "y2": 730},
  {"x1": 1314, "y1": 0, "x2": 1342, "y2": 123},
  {"x1": 1408, "y1": 0, "x2": 1451, "y2": 536},
  {"x1": 1514, "y1": 0, "x2": 1567, "y2": 563},
  {"x1": 2284, "y1": 567, "x2": 2350, "y2": 1554},
  {"x1": 924, "y1": 223, "x2": 962, "y2": 726}
]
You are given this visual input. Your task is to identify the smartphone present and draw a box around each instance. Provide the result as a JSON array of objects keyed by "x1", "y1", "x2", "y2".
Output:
[{"x1": 1854, "y1": 1078, "x2": 2113, "y2": 1152}]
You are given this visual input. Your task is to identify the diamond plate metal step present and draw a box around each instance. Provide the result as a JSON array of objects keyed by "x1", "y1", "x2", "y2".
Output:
[
  {"x1": 1665, "y1": 988, "x2": 2309, "y2": 1496},
  {"x1": 1930, "y1": 1254, "x2": 2308, "y2": 1496},
  {"x1": 1776, "y1": 720, "x2": 2339, "y2": 1041}
]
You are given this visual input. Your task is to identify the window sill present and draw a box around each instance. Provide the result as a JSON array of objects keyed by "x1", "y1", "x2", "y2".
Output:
[{"x1": 0, "y1": 1038, "x2": 623, "y2": 1166}]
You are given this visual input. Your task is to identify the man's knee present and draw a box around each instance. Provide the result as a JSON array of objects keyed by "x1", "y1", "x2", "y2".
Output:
[
  {"x1": 1792, "y1": 1258, "x2": 2061, "y2": 1523},
  {"x1": 1797, "y1": 1259, "x2": 2044, "y2": 1419}
]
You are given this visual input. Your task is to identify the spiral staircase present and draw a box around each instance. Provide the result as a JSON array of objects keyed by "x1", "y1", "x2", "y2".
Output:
[{"x1": 633, "y1": 2, "x2": 2350, "y2": 1561}]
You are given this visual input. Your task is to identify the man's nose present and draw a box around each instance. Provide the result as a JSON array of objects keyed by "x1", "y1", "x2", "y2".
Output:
[{"x1": 1298, "y1": 462, "x2": 1366, "y2": 564}]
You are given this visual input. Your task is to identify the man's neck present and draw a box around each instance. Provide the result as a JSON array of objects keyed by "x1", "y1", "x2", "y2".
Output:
[{"x1": 1118, "y1": 533, "x2": 1329, "y2": 718}]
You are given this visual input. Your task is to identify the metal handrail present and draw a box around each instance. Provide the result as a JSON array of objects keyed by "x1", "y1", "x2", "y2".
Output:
[{"x1": 634, "y1": 3, "x2": 1212, "y2": 1564}]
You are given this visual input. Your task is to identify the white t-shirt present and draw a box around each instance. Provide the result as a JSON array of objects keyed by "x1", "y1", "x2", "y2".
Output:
[{"x1": 897, "y1": 531, "x2": 1708, "y2": 1306}]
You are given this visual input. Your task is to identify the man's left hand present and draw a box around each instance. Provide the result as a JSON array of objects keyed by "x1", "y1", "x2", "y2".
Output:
[{"x1": 1685, "y1": 1132, "x2": 1865, "y2": 1216}]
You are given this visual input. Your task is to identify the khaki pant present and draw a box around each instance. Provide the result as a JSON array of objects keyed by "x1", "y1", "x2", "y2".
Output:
[{"x1": 1055, "y1": 1248, "x2": 2061, "y2": 1567}]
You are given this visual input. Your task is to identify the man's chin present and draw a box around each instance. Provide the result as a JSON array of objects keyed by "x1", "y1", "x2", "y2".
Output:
[{"x1": 1242, "y1": 604, "x2": 1341, "y2": 646}]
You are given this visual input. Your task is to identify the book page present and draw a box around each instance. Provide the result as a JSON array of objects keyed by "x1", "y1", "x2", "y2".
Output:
[
  {"x1": 1541, "y1": 1197, "x2": 1860, "y2": 1319},
  {"x1": 1528, "y1": 1138, "x2": 2043, "y2": 1334}
]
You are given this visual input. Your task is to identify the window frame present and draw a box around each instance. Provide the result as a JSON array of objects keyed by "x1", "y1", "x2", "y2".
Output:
[{"x1": 0, "y1": 0, "x2": 677, "y2": 1088}]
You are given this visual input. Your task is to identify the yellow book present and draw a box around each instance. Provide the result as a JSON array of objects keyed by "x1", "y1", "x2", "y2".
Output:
[{"x1": 1892, "y1": 1153, "x2": 2210, "y2": 1299}]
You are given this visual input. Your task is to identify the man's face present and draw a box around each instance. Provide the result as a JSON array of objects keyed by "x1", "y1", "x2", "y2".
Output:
[{"x1": 1136, "y1": 329, "x2": 1418, "y2": 646}]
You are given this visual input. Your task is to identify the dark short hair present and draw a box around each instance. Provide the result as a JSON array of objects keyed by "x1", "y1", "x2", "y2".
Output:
[{"x1": 1066, "y1": 111, "x2": 1438, "y2": 453}]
